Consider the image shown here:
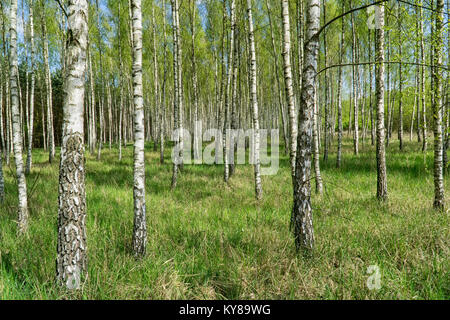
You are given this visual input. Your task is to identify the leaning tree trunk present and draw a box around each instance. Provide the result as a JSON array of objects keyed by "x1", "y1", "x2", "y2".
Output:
[
  {"x1": 10, "y1": 0, "x2": 29, "y2": 233},
  {"x1": 247, "y1": 0, "x2": 263, "y2": 200},
  {"x1": 292, "y1": 0, "x2": 320, "y2": 252},
  {"x1": 375, "y1": 3, "x2": 388, "y2": 201},
  {"x1": 281, "y1": 0, "x2": 298, "y2": 184},
  {"x1": 56, "y1": 0, "x2": 88, "y2": 290},
  {"x1": 431, "y1": 0, "x2": 445, "y2": 210},
  {"x1": 130, "y1": 0, "x2": 147, "y2": 257},
  {"x1": 26, "y1": 0, "x2": 35, "y2": 175}
]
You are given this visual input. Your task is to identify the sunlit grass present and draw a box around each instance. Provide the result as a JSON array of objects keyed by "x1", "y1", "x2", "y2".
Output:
[{"x1": 0, "y1": 136, "x2": 448, "y2": 299}]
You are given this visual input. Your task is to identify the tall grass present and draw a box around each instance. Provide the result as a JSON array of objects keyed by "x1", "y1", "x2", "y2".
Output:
[{"x1": 0, "y1": 137, "x2": 448, "y2": 299}]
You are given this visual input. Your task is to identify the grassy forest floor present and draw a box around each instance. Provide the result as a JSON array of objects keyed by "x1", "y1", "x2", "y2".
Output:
[{"x1": 0, "y1": 136, "x2": 448, "y2": 299}]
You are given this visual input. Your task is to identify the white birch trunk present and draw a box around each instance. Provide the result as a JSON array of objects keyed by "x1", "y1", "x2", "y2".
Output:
[{"x1": 130, "y1": 0, "x2": 147, "y2": 257}]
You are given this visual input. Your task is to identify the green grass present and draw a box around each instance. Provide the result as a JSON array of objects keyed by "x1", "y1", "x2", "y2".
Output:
[{"x1": 0, "y1": 136, "x2": 448, "y2": 300}]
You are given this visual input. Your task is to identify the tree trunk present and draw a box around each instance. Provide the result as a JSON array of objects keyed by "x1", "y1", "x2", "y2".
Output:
[
  {"x1": 25, "y1": 0, "x2": 35, "y2": 175},
  {"x1": 351, "y1": 6, "x2": 359, "y2": 155},
  {"x1": 118, "y1": 1, "x2": 123, "y2": 161},
  {"x1": 10, "y1": 0, "x2": 29, "y2": 233},
  {"x1": 223, "y1": 0, "x2": 236, "y2": 183},
  {"x1": 171, "y1": 0, "x2": 182, "y2": 189},
  {"x1": 281, "y1": 0, "x2": 298, "y2": 184},
  {"x1": 267, "y1": 0, "x2": 289, "y2": 158},
  {"x1": 160, "y1": 0, "x2": 167, "y2": 164},
  {"x1": 56, "y1": 0, "x2": 88, "y2": 290},
  {"x1": 130, "y1": 0, "x2": 147, "y2": 257},
  {"x1": 42, "y1": 10, "x2": 55, "y2": 164},
  {"x1": 375, "y1": 4, "x2": 388, "y2": 201},
  {"x1": 419, "y1": 1, "x2": 427, "y2": 151},
  {"x1": 247, "y1": 0, "x2": 262, "y2": 200},
  {"x1": 397, "y1": 6, "x2": 404, "y2": 150},
  {"x1": 292, "y1": 0, "x2": 319, "y2": 252},
  {"x1": 322, "y1": 0, "x2": 329, "y2": 161},
  {"x1": 337, "y1": 7, "x2": 344, "y2": 168},
  {"x1": 432, "y1": 0, "x2": 445, "y2": 209}
]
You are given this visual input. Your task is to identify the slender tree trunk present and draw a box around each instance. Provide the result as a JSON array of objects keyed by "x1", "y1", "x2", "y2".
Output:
[
  {"x1": 266, "y1": 0, "x2": 289, "y2": 157},
  {"x1": 432, "y1": 0, "x2": 445, "y2": 209},
  {"x1": 25, "y1": 0, "x2": 35, "y2": 175},
  {"x1": 190, "y1": 0, "x2": 201, "y2": 165},
  {"x1": 375, "y1": 4, "x2": 388, "y2": 201},
  {"x1": 42, "y1": 11, "x2": 55, "y2": 164},
  {"x1": 247, "y1": 0, "x2": 262, "y2": 200},
  {"x1": 322, "y1": 0, "x2": 329, "y2": 161},
  {"x1": 152, "y1": 3, "x2": 160, "y2": 154},
  {"x1": 351, "y1": 6, "x2": 358, "y2": 155},
  {"x1": 337, "y1": 7, "x2": 344, "y2": 168},
  {"x1": 444, "y1": 0, "x2": 450, "y2": 173},
  {"x1": 118, "y1": 2, "x2": 123, "y2": 161},
  {"x1": 292, "y1": 0, "x2": 319, "y2": 252},
  {"x1": 419, "y1": 1, "x2": 427, "y2": 151},
  {"x1": 10, "y1": 0, "x2": 29, "y2": 233},
  {"x1": 96, "y1": 0, "x2": 105, "y2": 161},
  {"x1": 313, "y1": 76, "x2": 323, "y2": 194},
  {"x1": 281, "y1": 0, "x2": 298, "y2": 184},
  {"x1": 130, "y1": 0, "x2": 147, "y2": 257},
  {"x1": 397, "y1": 6, "x2": 404, "y2": 150},
  {"x1": 160, "y1": 0, "x2": 167, "y2": 164},
  {"x1": 223, "y1": 0, "x2": 236, "y2": 183},
  {"x1": 171, "y1": 0, "x2": 182, "y2": 189}
]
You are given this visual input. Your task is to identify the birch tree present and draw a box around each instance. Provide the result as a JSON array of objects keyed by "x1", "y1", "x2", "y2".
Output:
[
  {"x1": 41, "y1": 2, "x2": 55, "y2": 164},
  {"x1": 26, "y1": 0, "x2": 35, "y2": 175},
  {"x1": 292, "y1": 0, "x2": 320, "y2": 251},
  {"x1": 10, "y1": 0, "x2": 29, "y2": 233},
  {"x1": 336, "y1": 5, "x2": 344, "y2": 168},
  {"x1": 56, "y1": 0, "x2": 88, "y2": 290},
  {"x1": 375, "y1": 3, "x2": 388, "y2": 201},
  {"x1": 130, "y1": 0, "x2": 147, "y2": 257},
  {"x1": 247, "y1": 0, "x2": 262, "y2": 200},
  {"x1": 431, "y1": 0, "x2": 445, "y2": 210},
  {"x1": 281, "y1": 0, "x2": 297, "y2": 183}
]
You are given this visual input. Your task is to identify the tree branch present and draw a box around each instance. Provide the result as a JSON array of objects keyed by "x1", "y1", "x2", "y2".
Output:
[{"x1": 54, "y1": 0, "x2": 68, "y2": 19}]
